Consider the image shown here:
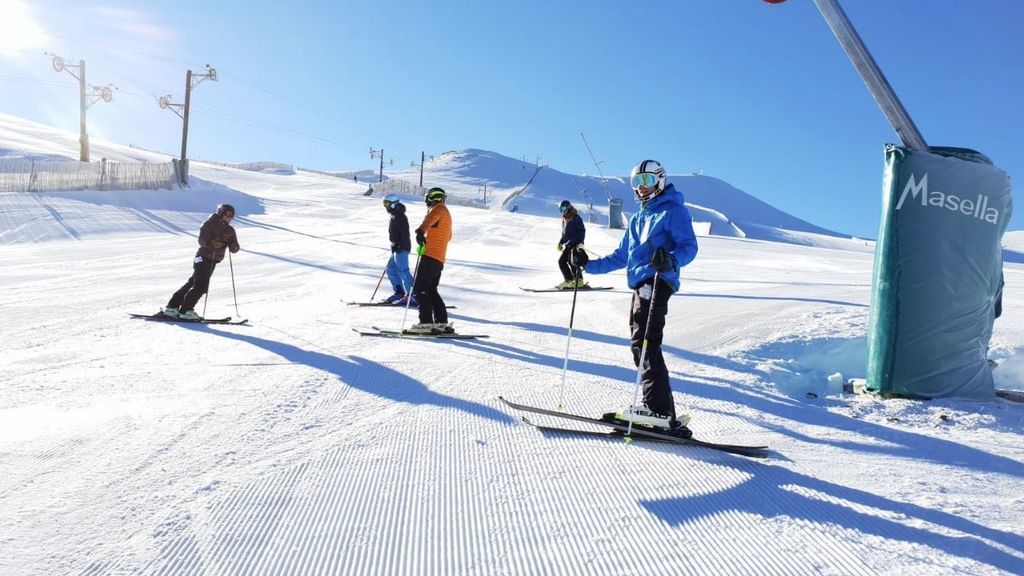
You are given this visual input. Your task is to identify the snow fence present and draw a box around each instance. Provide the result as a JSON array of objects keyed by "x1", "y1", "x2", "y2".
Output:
[
  {"x1": 0, "y1": 158, "x2": 179, "y2": 193},
  {"x1": 867, "y1": 145, "x2": 1012, "y2": 399}
]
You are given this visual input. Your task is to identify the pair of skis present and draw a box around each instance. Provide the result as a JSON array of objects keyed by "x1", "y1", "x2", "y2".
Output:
[
  {"x1": 344, "y1": 300, "x2": 456, "y2": 309},
  {"x1": 499, "y1": 397, "x2": 769, "y2": 458},
  {"x1": 128, "y1": 312, "x2": 248, "y2": 325},
  {"x1": 520, "y1": 286, "x2": 613, "y2": 293},
  {"x1": 353, "y1": 325, "x2": 488, "y2": 340}
]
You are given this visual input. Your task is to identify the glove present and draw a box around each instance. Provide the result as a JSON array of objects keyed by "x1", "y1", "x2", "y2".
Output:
[
  {"x1": 391, "y1": 242, "x2": 400, "y2": 252},
  {"x1": 651, "y1": 247, "x2": 675, "y2": 273},
  {"x1": 415, "y1": 229, "x2": 426, "y2": 246},
  {"x1": 570, "y1": 246, "x2": 589, "y2": 268},
  {"x1": 557, "y1": 244, "x2": 564, "y2": 252},
  {"x1": 416, "y1": 244, "x2": 425, "y2": 256}
]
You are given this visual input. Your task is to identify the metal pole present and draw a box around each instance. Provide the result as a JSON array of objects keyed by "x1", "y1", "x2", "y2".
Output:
[
  {"x1": 180, "y1": 70, "x2": 193, "y2": 183},
  {"x1": 626, "y1": 273, "x2": 661, "y2": 438},
  {"x1": 398, "y1": 250, "x2": 423, "y2": 335},
  {"x1": 379, "y1": 148, "x2": 384, "y2": 183},
  {"x1": 579, "y1": 132, "x2": 614, "y2": 200},
  {"x1": 812, "y1": 0, "x2": 927, "y2": 150},
  {"x1": 557, "y1": 263, "x2": 584, "y2": 410},
  {"x1": 79, "y1": 60, "x2": 89, "y2": 162},
  {"x1": 419, "y1": 151, "x2": 425, "y2": 187},
  {"x1": 370, "y1": 256, "x2": 389, "y2": 302},
  {"x1": 228, "y1": 250, "x2": 240, "y2": 317}
]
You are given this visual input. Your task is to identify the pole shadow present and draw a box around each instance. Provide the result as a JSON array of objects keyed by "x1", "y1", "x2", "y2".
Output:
[{"x1": 640, "y1": 465, "x2": 1024, "y2": 574}]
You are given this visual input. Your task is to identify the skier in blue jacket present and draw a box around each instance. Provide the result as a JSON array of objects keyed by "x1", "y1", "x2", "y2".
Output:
[
  {"x1": 382, "y1": 194, "x2": 417, "y2": 306},
  {"x1": 572, "y1": 159, "x2": 698, "y2": 436}
]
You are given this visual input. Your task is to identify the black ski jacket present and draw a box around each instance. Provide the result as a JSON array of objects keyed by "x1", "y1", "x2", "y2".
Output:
[
  {"x1": 559, "y1": 208, "x2": 586, "y2": 248},
  {"x1": 387, "y1": 202, "x2": 412, "y2": 252}
]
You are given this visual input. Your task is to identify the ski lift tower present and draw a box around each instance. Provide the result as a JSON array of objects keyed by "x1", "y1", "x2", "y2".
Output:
[{"x1": 579, "y1": 132, "x2": 623, "y2": 229}]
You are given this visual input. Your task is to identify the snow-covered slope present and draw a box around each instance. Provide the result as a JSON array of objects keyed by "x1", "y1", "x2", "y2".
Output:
[
  {"x1": 390, "y1": 148, "x2": 862, "y2": 248},
  {"x1": 2, "y1": 115, "x2": 1024, "y2": 576}
]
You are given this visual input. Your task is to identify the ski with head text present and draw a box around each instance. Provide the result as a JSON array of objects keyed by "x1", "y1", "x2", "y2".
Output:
[{"x1": 499, "y1": 396, "x2": 769, "y2": 458}]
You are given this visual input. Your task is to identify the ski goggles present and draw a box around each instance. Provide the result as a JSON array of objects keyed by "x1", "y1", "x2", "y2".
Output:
[
  {"x1": 559, "y1": 205, "x2": 570, "y2": 214},
  {"x1": 631, "y1": 172, "x2": 658, "y2": 189}
]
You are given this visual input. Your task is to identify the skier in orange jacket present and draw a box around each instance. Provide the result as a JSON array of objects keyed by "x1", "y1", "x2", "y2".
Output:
[{"x1": 406, "y1": 187, "x2": 453, "y2": 334}]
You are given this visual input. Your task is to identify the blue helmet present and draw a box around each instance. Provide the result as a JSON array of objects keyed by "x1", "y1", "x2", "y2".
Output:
[{"x1": 383, "y1": 194, "x2": 400, "y2": 207}]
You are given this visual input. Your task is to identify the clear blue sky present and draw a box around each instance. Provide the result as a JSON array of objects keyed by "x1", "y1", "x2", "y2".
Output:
[{"x1": 1, "y1": 0, "x2": 1021, "y2": 238}]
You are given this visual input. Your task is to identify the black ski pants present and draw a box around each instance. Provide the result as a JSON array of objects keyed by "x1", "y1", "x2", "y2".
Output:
[
  {"x1": 413, "y1": 256, "x2": 447, "y2": 325},
  {"x1": 630, "y1": 277, "x2": 676, "y2": 420},
  {"x1": 558, "y1": 246, "x2": 583, "y2": 282},
  {"x1": 168, "y1": 256, "x2": 217, "y2": 312}
]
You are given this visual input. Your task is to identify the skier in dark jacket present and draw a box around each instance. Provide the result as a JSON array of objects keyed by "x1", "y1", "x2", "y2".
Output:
[
  {"x1": 164, "y1": 203, "x2": 240, "y2": 320},
  {"x1": 382, "y1": 194, "x2": 416, "y2": 305},
  {"x1": 572, "y1": 160, "x2": 698, "y2": 437},
  {"x1": 556, "y1": 200, "x2": 587, "y2": 289}
]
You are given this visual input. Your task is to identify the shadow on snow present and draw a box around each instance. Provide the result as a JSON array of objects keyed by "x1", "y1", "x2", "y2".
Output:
[{"x1": 200, "y1": 325, "x2": 514, "y2": 425}]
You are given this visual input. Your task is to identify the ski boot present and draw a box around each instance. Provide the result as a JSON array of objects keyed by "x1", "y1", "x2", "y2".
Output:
[{"x1": 404, "y1": 323, "x2": 436, "y2": 335}]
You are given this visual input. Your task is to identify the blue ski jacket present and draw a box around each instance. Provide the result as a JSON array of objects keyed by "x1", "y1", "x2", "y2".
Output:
[{"x1": 585, "y1": 183, "x2": 698, "y2": 292}]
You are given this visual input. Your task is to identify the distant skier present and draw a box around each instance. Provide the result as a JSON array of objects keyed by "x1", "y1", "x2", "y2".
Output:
[
  {"x1": 555, "y1": 199, "x2": 587, "y2": 289},
  {"x1": 381, "y1": 194, "x2": 417, "y2": 306},
  {"x1": 163, "y1": 203, "x2": 240, "y2": 320},
  {"x1": 571, "y1": 160, "x2": 698, "y2": 435},
  {"x1": 407, "y1": 187, "x2": 453, "y2": 334}
]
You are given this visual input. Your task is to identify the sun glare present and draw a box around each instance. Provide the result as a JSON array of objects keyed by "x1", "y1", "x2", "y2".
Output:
[{"x1": 0, "y1": 0, "x2": 48, "y2": 53}]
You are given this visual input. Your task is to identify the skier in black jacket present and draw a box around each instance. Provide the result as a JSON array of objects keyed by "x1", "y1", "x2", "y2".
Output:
[
  {"x1": 164, "y1": 203, "x2": 240, "y2": 320},
  {"x1": 556, "y1": 200, "x2": 587, "y2": 289},
  {"x1": 382, "y1": 194, "x2": 416, "y2": 305}
]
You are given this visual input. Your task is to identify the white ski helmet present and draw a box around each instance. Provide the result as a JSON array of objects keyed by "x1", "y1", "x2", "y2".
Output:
[{"x1": 630, "y1": 159, "x2": 667, "y2": 200}]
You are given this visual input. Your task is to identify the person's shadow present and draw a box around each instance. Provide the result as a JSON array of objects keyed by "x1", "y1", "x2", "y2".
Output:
[
  {"x1": 204, "y1": 326, "x2": 514, "y2": 425},
  {"x1": 640, "y1": 464, "x2": 1024, "y2": 574}
]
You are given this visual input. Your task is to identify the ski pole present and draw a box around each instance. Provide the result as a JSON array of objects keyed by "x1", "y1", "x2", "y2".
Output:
[
  {"x1": 399, "y1": 249, "x2": 423, "y2": 335},
  {"x1": 557, "y1": 263, "x2": 583, "y2": 411},
  {"x1": 626, "y1": 271, "x2": 660, "y2": 439},
  {"x1": 228, "y1": 250, "x2": 240, "y2": 316},
  {"x1": 369, "y1": 256, "x2": 390, "y2": 302}
]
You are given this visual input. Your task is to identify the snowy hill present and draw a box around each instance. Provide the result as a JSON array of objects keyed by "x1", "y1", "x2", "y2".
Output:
[
  {"x1": 2, "y1": 114, "x2": 1024, "y2": 576},
  {"x1": 1, "y1": 111, "x2": 865, "y2": 249},
  {"x1": 390, "y1": 148, "x2": 862, "y2": 247}
]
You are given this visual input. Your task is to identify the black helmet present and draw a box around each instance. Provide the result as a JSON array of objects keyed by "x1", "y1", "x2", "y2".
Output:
[
  {"x1": 558, "y1": 200, "x2": 572, "y2": 214},
  {"x1": 425, "y1": 187, "x2": 446, "y2": 205},
  {"x1": 216, "y1": 203, "x2": 236, "y2": 217}
]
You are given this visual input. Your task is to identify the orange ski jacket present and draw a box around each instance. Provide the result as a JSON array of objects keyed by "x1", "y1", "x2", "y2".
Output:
[{"x1": 416, "y1": 203, "x2": 452, "y2": 263}]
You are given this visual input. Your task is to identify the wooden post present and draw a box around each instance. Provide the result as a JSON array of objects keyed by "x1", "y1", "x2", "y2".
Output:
[
  {"x1": 179, "y1": 69, "x2": 193, "y2": 184},
  {"x1": 79, "y1": 60, "x2": 89, "y2": 162}
]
